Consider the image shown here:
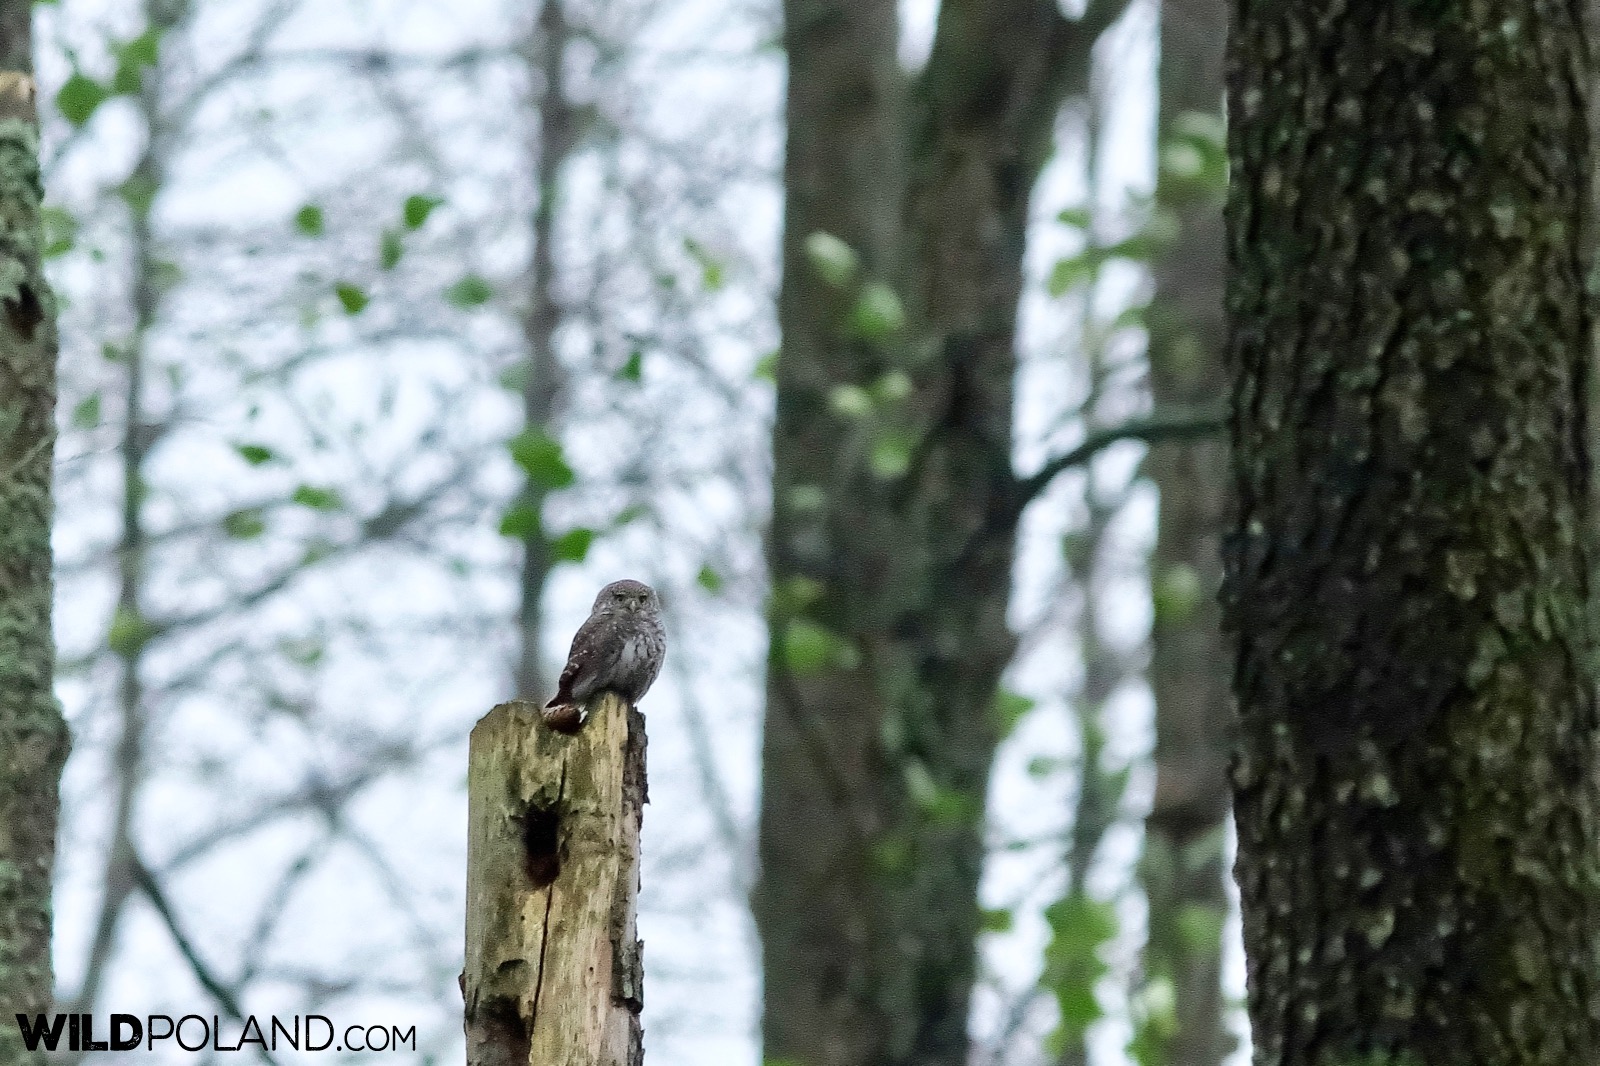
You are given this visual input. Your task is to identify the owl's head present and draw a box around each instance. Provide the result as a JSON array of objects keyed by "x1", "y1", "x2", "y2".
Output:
[{"x1": 594, "y1": 579, "x2": 660, "y2": 615}]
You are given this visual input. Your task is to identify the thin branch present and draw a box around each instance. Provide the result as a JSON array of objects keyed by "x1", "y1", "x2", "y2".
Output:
[
  {"x1": 1011, "y1": 405, "x2": 1225, "y2": 517},
  {"x1": 131, "y1": 858, "x2": 281, "y2": 1066}
]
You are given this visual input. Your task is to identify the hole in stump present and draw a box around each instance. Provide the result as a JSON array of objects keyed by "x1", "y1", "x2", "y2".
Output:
[
  {"x1": 467, "y1": 995, "x2": 529, "y2": 1066},
  {"x1": 522, "y1": 803, "x2": 560, "y2": 888},
  {"x1": 6, "y1": 283, "x2": 43, "y2": 340}
]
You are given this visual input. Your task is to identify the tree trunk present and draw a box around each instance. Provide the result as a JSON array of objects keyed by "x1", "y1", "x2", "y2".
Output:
[
  {"x1": 464, "y1": 694, "x2": 645, "y2": 1066},
  {"x1": 0, "y1": 2, "x2": 67, "y2": 1058},
  {"x1": 756, "y1": 2, "x2": 1124, "y2": 1064},
  {"x1": 513, "y1": 0, "x2": 573, "y2": 701},
  {"x1": 1224, "y1": 2, "x2": 1600, "y2": 1062},
  {"x1": 1140, "y1": 0, "x2": 1230, "y2": 1060},
  {"x1": 73, "y1": 0, "x2": 186, "y2": 1014}
]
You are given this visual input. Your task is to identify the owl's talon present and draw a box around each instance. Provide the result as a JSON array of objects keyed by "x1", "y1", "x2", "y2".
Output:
[{"x1": 542, "y1": 703, "x2": 583, "y2": 734}]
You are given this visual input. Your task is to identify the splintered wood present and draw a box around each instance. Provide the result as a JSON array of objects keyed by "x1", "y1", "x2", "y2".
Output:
[{"x1": 464, "y1": 694, "x2": 646, "y2": 1066}]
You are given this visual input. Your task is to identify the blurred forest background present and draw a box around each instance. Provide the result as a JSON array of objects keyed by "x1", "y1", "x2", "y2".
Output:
[{"x1": 31, "y1": 0, "x2": 1235, "y2": 1062}]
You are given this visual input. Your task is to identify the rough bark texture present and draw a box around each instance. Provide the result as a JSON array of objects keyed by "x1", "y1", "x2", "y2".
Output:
[
  {"x1": 0, "y1": 3, "x2": 66, "y2": 1060},
  {"x1": 513, "y1": 0, "x2": 573, "y2": 701},
  {"x1": 464, "y1": 694, "x2": 645, "y2": 1066},
  {"x1": 755, "y1": 3, "x2": 1122, "y2": 1064},
  {"x1": 1140, "y1": 0, "x2": 1231, "y2": 1060},
  {"x1": 1224, "y1": 2, "x2": 1600, "y2": 1063}
]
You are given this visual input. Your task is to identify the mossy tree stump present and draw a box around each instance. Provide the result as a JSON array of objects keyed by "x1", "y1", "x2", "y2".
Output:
[{"x1": 464, "y1": 693, "x2": 646, "y2": 1066}]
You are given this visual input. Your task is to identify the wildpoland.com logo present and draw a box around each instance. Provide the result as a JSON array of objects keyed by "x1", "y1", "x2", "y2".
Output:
[{"x1": 14, "y1": 1014, "x2": 417, "y2": 1054}]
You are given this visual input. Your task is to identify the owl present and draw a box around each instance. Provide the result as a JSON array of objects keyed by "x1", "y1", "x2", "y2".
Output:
[{"x1": 542, "y1": 579, "x2": 666, "y2": 733}]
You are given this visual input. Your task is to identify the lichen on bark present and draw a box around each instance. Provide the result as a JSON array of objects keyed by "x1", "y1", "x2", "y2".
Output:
[
  {"x1": 1224, "y1": 1, "x2": 1600, "y2": 1062},
  {"x1": 0, "y1": 24, "x2": 67, "y2": 1061}
]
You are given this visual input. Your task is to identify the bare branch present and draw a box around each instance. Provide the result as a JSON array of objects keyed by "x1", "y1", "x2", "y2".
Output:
[{"x1": 1011, "y1": 405, "x2": 1225, "y2": 517}]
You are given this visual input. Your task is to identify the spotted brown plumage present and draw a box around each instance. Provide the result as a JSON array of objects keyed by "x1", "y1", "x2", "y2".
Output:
[{"x1": 542, "y1": 579, "x2": 666, "y2": 733}]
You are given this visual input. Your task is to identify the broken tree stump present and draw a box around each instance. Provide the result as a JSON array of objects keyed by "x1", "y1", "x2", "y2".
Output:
[{"x1": 464, "y1": 693, "x2": 646, "y2": 1066}]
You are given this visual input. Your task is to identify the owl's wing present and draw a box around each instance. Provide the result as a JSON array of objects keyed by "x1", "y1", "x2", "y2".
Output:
[{"x1": 546, "y1": 613, "x2": 623, "y2": 708}]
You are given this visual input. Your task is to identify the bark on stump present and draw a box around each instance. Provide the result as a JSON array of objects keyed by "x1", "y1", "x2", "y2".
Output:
[{"x1": 464, "y1": 694, "x2": 646, "y2": 1066}]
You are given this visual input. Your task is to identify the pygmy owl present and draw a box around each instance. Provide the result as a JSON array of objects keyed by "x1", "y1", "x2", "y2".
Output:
[{"x1": 542, "y1": 579, "x2": 666, "y2": 733}]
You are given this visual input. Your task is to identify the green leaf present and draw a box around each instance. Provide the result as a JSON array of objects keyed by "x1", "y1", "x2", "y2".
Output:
[
  {"x1": 868, "y1": 433, "x2": 914, "y2": 480},
  {"x1": 507, "y1": 428, "x2": 575, "y2": 489},
  {"x1": 1128, "y1": 977, "x2": 1178, "y2": 1066},
  {"x1": 445, "y1": 273, "x2": 493, "y2": 308},
  {"x1": 334, "y1": 282, "x2": 369, "y2": 315},
  {"x1": 149, "y1": 259, "x2": 182, "y2": 292},
  {"x1": 849, "y1": 282, "x2": 905, "y2": 340},
  {"x1": 222, "y1": 508, "x2": 266, "y2": 539},
  {"x1": 294, "y1": 203, "x2": 324, "y2": 237},
  {"x1": 1048, "y1": 253, "x2": 1098, "y2": 297},
  {"x1": 234, "y1": 443, "x2": 275, "y2": 466},
  {"x1": 904, "y1": 759, "x2": 938, "y2": 809},
  {"x1": 301, "y1": 538, "x2": 335, "y2": 566},
  {"x1": 992, "y1": 689, "x2": 1036, "y2": 736},
  {"x1": 1175, "y1": 903, "x2": 1226, "y2": 953},
  {"x1": 1111, "y1": 303, "x2": 1148, "y2": 333},
  {"x1": 804, "y1": 231, "x2": 858, "y2": 288},
  {"x1": 107, "y1": 605, "x2": 157, "y2": 657},
  {"x1": 111, "y1": 54, "x2": 144, "y2": 95},
  {"x1": 403, "y1": 193, "x2": 444, "y2": 230},
  {"x1": 617, "y1": 349, "x2": 643, "y2": 382},
  {"x1": 118, "y1": 172, "x2": 159, "y2": 219},
  {"x1": 291, "y1": 484, "x2": 342, "y2": 511},
  {"x1": 1106, "y1": 211, "x2": 1180, "y2": 262},
  {"x1": 41, "y1": 205, "x2": 77, "y2": 258},
  {"x1": 980, "y1": 908, "x2": 1014, "y2": 934},
  {"x1": 684, "y1": 236, "x2": 726, "y2": 290},
  {"x1": 498, "y1": 502, "x2": 541, "y2": 539},
  {"x1": 1057, "y1": 207, "x2": 1093, "y2": 229},
  {"x1": 280, "y1": 636, "x2": 325, "y2": 667},
  {"x1": 871, "y1": 370, "x2": 912, "y2": 403},
  {"x1": 1174, "y1": 109, "x2": 1226, "y2": 149},
  {"x1": 781, "y1": 619, "x2": 857, "y2": 676},
  {"x1": 1041, "y1": 893, "x2": 1118, "y2": 1044},
  {"x1": 828, "y1": 384, "x2": 872, "y2": 419},
  {"x1": 902, "y1": 761, "x2": 977, "y2": 825},
  {"x1": 1152, "y1": 563, "x2": 1205, "y2": 627},
  {"x1": 117, "y1": 27, "x2": 162, "y2": 69},
  {"x1": 498, "y1": 363, "x2": 530, "y2": 392},
  {"x1": 869, "y1": 835, "x2": 912, "y2": 877},
  {"x1": 57, "y1": 72, "x2": 108, "y2": 127},
  {"x1": 379, "y1": 230, "x2": 404, "y2": 270},
  {"x1": 70, "y1": 393, "x2": 101, "y2": 429},
  {"x1": 787, "y1": 484, "x2": 825, "y2": 513},
  {"x1": 612, "y1": 502, "x2": 649, "y2": 527},
  {"x1": 696, "y1": 565, "x2": 724, "y2": 593},
  {"x1": 774, "y1": 575, "x2": 824, "y2": 612},
  {"x1": 1026, "y1": 755, "x2": 1065, "y2": 778},
  {"x1": 551, "y1": 527, "x2": 595, "y2": 563},
  {"x1": 1161, "y1": 141, "x2": 1206, "y2": 182},
  {"x1": 753, "y1": 350, "x2": 779, "y2": 381}
]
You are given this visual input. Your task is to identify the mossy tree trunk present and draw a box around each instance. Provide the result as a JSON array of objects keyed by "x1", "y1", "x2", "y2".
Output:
[
  {"x1": 1140, "y1": 0, "x2": 1231, "y2": 1060},
  {"x1": 755, "y1": 2, "x2": 1128, "y2": 1064},
  {"x1": 0, "y1": 1, "x2": 66, "y2": 1060},
  {"x1": 1224, "y1": 2, "x2": 1600, "y2": 1062}
]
